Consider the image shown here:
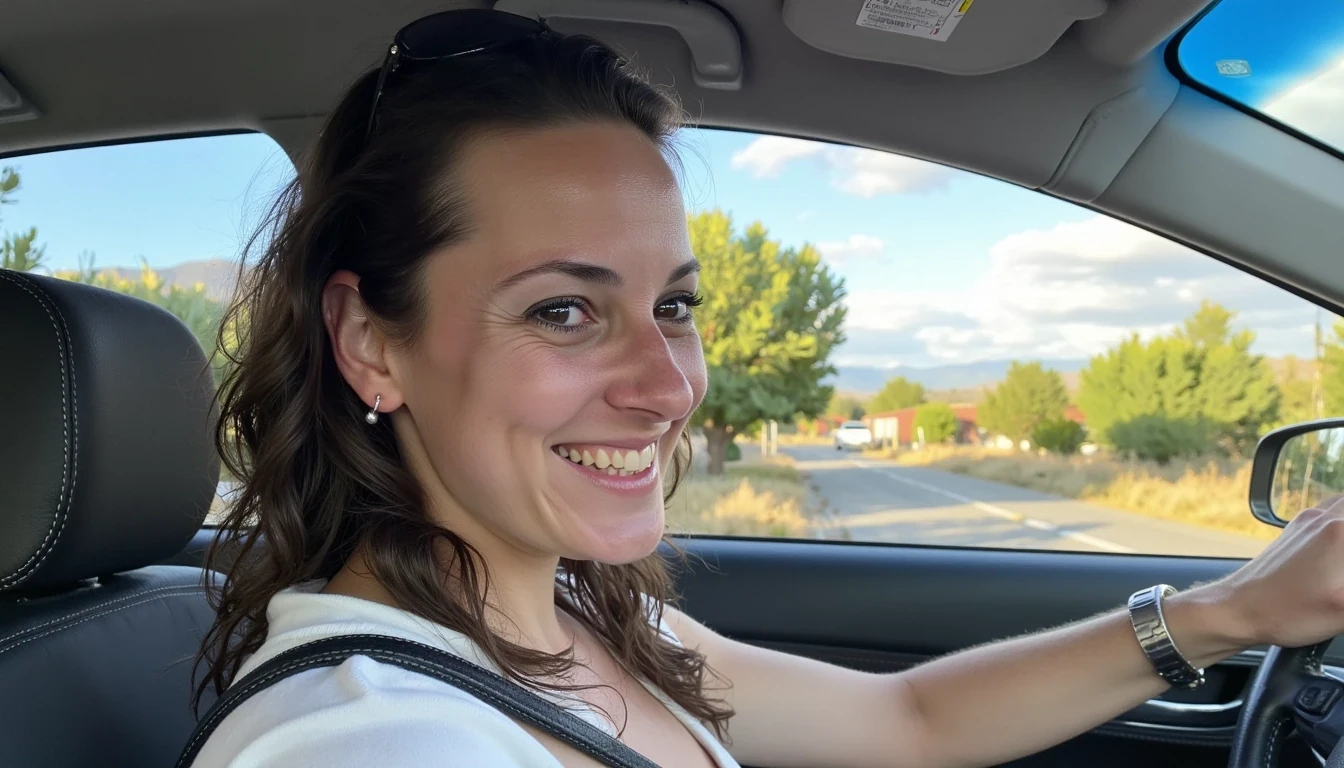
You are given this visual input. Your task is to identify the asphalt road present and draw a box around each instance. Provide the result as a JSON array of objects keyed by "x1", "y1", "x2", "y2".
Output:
[{"x1": 783, "y1": 445, "x2": 1268, "y2": 558}]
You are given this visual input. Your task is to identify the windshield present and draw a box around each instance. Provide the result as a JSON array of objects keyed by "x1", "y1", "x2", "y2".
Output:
[{"x1": 1177, "y1": 0, "x2": 1344, "y2": 153}]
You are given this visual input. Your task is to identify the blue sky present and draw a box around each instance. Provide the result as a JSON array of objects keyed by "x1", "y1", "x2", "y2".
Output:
[{"x1": 3, "y1": 3, "x2": 1342, "y2": 369}]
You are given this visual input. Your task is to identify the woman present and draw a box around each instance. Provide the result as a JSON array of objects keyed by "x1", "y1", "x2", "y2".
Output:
[{"x1": 192, "y1": 8, "x2": 1344, "y2": 768}]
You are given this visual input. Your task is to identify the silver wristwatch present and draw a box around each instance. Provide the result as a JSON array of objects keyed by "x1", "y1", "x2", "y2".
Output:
[{"x1": 1128, "y1": 584, "x2": 1205, "y2": 689}]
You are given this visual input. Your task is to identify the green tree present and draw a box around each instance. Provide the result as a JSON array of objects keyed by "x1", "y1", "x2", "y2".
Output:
[
  {"x1": 914, "y1": 402, "x2": 958, "y2": 444},
  {"x1": 689, "y1": 210, "x2": 847, "y2": 474},
  {"x1": 868, "y1": 376, "x2": 925, "y2": 414},
  {"x1": 1322, "y1": 320, "x2": 1344, "y2": 417},
  {"x1": 978, "y1": 362, "x2": 1070, "y2": 445},
  {"x1": 1078, "y1": 301, "x2": 1279, "y2": 458},
  {"x1": 1277, "y1": 354, "x2": 1319, "y2": 427},
  {"x1": 1032, "y1": 417, "x2": 1086, "y2": 455},
  {"x1": 826, "y1": 391, "x2": 868, "y2": 421},
  {"x1": 0, "y1": 167, "x2": 46, "y2": 271}
]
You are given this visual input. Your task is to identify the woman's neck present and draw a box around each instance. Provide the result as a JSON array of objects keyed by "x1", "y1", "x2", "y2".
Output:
[{"x1": 322, "y1": 538, "x2": 574, "y2": 654}]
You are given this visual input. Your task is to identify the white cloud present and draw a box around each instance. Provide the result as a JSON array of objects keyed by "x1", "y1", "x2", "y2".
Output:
[
  {"x1": 729, "y1": 136, "x2": 822, "y2": 178},
  {"x1": 1263, "y1": 51, "x2": 1344, "y2": 150},
  {"x1": 827, "y1": 147, "x2": 956, "y2": 197},
  {"x1": 838, "y1": 214, "x2": 1319, "y2": 366},
  {"x1": 818, "y1": 234, "x2": 885, "y2": 264},
  {"x1": 730, "y1": 137, "x2": 958, "y2": 196}
]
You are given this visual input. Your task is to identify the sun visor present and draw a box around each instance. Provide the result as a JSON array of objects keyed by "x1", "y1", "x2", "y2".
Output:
[
  {"x1": 495, "y1": 0, "x2": 742, "y2": 90},
  {"x1": 0, "y1": 68, "x2": 40, "y2": 125},
  {"x1": 782, "y1": 0, "x2": 1108, "y2": 75}
]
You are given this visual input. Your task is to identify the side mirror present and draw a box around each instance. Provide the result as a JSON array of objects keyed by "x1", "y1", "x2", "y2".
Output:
[{"x1": 1250, "y1": 418, "x2": 1344, "y2": 527}]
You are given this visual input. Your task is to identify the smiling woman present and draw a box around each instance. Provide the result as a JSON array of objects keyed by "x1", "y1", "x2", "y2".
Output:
[{"x1": 190, "y1": 11, "x2": 735, "y2": 768}]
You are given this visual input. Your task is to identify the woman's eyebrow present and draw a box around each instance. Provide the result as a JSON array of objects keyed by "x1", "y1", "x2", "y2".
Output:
[{"x1": 496, "y1": 258, "x2": 701, "y2": 291}]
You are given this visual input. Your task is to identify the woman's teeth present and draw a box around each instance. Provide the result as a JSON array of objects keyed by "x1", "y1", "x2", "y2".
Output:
[{"x1": 555, "y1": 444, "x2": 656, "y2": 476}]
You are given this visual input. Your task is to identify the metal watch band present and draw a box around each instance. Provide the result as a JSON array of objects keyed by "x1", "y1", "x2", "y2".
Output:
[{"x1": 1128, "y1": 584, "x2": 1206, "y2": 689}]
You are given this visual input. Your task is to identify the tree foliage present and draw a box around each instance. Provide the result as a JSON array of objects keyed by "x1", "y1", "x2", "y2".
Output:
[
  {"x1": 0, "y1": 167, "x2": 46, "y2": 271},
  {"x1": 1322, "y1": 320, "x2": 1344, "y2": 418},
  {"x1": 979, "y1": 362, "x2": 1069, "y2": 444},
  {"x1": 914, "y1": 402, "x2": 958, "y2": 444},
  {"x1": 1078, "y1": 301, "x2": 1279, "y2": 459},
  {"x1": 688, "y1": 210, "x2": 847, "y2": 474},
  {"x1": 868, "y1": 376, "x2": 925, "y2": 414},
  {"x1": 826, "y1": 391, "x2": 868, "y2": 421}
]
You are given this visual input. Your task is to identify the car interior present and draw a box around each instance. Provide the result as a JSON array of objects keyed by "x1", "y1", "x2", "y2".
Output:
[{"x1": 2, "y1": 1, "x2": 1343, "y2": 767}]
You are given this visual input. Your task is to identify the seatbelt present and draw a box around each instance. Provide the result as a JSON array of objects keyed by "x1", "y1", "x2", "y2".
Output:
[{"x1": 175, "y1": 633, "x2": 661, "y2": 768}]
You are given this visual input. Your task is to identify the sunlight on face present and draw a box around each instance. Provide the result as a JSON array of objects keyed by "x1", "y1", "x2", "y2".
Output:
[{"x1": 392, "y1": 123, "x2": 706, "y2": 564}]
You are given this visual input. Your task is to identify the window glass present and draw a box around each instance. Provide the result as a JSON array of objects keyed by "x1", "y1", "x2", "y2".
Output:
[
  {"x1": 1177, "y1": 0, "x2": 1344, "y2": 153},
  {"x1": 668, "y1": 127, "x2": 1331, "y2": 558},
  {"x1": 4, "y1": 129, "x2": 1327, "y2": 556},
  {"x1": 0, "y1": 133, "x2": 295, "y2": 522}
]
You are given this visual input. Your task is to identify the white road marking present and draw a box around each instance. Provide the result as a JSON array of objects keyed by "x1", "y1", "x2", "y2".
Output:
[{"x1": 849, "y1": 460, "x2": 1136, "y2": 554}]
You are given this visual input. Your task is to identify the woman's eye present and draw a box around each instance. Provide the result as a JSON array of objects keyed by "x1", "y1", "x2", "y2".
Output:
[
  {"x1": 530, "y1": 299, "x2": 593, "y2": 332},
  {"x1": 654, "y1": 293, "x2": 703, "y2": 323}
]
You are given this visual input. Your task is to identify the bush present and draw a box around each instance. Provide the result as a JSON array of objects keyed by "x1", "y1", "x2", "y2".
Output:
[
  {"x1": 1032, "y1": 418, "x2": 1085, "y2": 455},
  {"x1": 726, "y1": 440, "x2": 742, "y2": 462},
  {"x1": 914, "y1": 402, "x2": 958, "y2": 444},
  {"x1": 1109, "y1": 414, "x2": 1215, "y2": 464}
]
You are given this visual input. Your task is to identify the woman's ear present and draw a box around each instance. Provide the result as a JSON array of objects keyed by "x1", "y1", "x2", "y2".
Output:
[{"x1": 322, "y1": 270, "x2": 405, "y2": 414}]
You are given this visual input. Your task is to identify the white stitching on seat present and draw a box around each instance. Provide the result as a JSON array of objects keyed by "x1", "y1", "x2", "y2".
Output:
[
  {"x1": 0, "y1": 588, "x2": 201, "y2": 656},
  {"x1": 0, "y1": 584, "x2": 195, "y2": 647},
  {"x1": 0, "y1": 271, "x2": 77, "y2": 588}
]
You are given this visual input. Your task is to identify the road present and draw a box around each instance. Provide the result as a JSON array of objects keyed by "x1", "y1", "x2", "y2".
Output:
[{"x1": 783, "y1": 445, "x2": 1267, "y2": 558}]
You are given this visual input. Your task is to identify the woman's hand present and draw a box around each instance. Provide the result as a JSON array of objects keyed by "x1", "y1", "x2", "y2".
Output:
[{"x1": 1195, "y1": 495, "x2": 1344, "y2": 651}]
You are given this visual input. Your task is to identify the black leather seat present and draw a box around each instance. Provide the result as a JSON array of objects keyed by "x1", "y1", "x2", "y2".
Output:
[{"x1": 0, "y1": 269, "x2": 222, "y2": 767}]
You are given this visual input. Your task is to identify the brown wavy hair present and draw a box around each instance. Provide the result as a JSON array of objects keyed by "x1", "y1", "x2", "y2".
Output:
[{"x1": 195, "y1": 28, "x2": 733, "y2": 737}]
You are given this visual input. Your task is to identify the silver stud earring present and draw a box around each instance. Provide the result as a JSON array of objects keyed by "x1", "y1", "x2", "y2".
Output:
[{"x1": 364, "y1": 394, "x2": 382, "y2": 425}]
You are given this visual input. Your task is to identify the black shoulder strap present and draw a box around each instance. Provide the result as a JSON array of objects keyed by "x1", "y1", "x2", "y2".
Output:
[{"x1": 176, "y1": 633, "x2": 661, "y2": 768}]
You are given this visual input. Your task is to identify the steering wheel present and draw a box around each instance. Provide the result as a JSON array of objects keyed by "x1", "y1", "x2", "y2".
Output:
[{"x1": 1228, "y1": 640, "x2": 1344, "y2": 766}]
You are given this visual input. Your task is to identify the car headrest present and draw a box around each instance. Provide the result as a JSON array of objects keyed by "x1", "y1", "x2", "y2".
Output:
[{"x1": 0, "y1": 270, "x2": 220, "y2": 592}]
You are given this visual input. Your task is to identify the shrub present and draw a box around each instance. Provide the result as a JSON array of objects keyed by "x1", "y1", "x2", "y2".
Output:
[
  {"x1": 914, "y1": 402, "x2": 958, "y2": 444},
  {"x1": 726, "y1": 440, "x2": 742, "y2": 462},
  {"x1": 1032, "y1": 418, "x2": 1086, "y2": 455},
  {"x1": 1109, "y1": 414, "x2": 1215, "y2": 464}
]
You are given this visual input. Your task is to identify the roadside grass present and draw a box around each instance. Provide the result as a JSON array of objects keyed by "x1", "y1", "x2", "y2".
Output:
[
  {"x1": 868, "y1": 445, "x2": 1274, "y2": 540},
  {"x1": 666, "y1": 455, "x2": 827, "y2": 538}
]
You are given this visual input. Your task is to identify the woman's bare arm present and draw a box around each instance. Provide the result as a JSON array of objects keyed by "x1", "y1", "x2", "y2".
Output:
[{"x1": 666, "y1": 502, "x2": 1344, "y2": 768}]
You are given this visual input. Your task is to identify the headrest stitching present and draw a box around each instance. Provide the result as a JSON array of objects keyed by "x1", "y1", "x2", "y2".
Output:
[{"x1": 0, "y1": 271, "x2": 77, "y2": 589}]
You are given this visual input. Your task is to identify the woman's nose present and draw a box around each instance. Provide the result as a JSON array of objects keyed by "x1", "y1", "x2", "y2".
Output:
[{"x1": 604, "y1": 325, "x2": 696, "y2": 421}]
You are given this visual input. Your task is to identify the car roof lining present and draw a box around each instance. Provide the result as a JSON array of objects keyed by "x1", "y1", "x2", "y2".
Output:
[{"x1": 2, "y1": 0, "x2": 1342, "y2": 313}]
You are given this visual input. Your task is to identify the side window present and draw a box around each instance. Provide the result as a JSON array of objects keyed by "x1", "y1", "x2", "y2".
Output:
[
  {"x1": 1, "y1": 133, "x2": 296, "y2": 521},
  {"x1": 668, "y1": 127, "x2": 1330, "y2": 558}
]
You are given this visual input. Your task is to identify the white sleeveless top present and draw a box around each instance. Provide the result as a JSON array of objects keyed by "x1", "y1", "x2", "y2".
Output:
[{"x1": 189, "y1": 581, "x2": 740, "y2": 767}]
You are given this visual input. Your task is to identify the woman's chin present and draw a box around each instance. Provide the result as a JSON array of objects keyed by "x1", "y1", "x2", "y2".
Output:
[{"x1": 568, "y1": 508, "x2": 667, "y2": 565}]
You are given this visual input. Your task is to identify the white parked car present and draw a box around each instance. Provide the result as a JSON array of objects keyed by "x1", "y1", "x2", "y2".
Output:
[{"x1": 834, "y1": 421, "x2": 873, "y2": 451}]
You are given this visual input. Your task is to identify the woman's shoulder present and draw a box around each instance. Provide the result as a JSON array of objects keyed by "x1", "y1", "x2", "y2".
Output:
[
  {"x1": 191, "y1": 654, "x2": 559, "y2": 767},
  {"x1": 192, "y1": 583, "x2": 558, "y2": 767}
]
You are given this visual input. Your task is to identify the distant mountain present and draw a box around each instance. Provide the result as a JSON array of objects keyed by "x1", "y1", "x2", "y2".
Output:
[
  {"x1": 97, "y1": 258, "x2": 240, "y2": 302},
  {"x1": 830, "y1": 359, "x2": 1088, "y2": 396}
]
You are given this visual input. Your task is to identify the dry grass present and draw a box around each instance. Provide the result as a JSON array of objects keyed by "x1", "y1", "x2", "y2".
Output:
[
  {"x1": 873, "y1": 445, "x2": 1274, "y2": 540},
  {"x1": 775, "y1": 433, "x2": 833, "y2": 447},
  {"x1": 665, "y1": 457, "x2": 820, "y2": 538}
]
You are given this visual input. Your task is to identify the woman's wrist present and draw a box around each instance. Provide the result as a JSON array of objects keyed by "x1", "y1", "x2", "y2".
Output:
[{"x1": 1158, "y1": 583, "x2": 1256, "y2": 669}]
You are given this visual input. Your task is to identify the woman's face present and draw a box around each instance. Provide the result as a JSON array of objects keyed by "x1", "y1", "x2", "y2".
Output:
[{"x1": 388, "y1": 122, "x2": 705, "y2": 565}]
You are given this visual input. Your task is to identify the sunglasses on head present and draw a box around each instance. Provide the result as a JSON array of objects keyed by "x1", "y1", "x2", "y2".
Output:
[{"x1": 365, "y1": 9, "x2": 553, "y2": 141}]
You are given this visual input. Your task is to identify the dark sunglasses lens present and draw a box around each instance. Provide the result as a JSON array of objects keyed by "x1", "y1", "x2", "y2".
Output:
[{"x1": 398, "y1": 9, "x2": 544, "y2": 60}]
